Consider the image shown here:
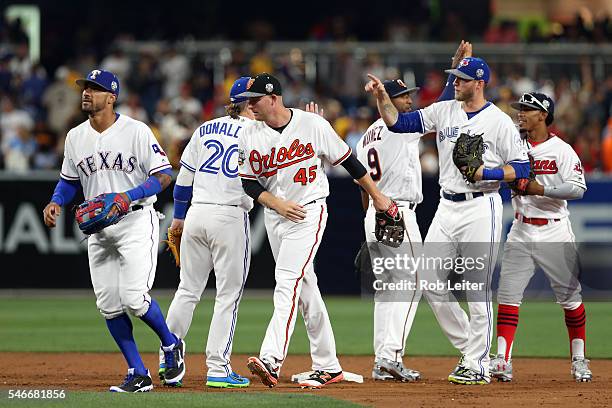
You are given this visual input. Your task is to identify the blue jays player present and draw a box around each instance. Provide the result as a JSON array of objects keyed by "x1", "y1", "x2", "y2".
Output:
[
  {"x1": 366, "y1": 57, "x2": 530, "y2": 385},
  {"x1": 357, "y1": 42, "x2": 471, "y2": 382},
  {"x1": 159, "y1": 77, "x2": 254, "y2": 388},
  {"x1": 42, "y1": 69, "x2": 185, "y2": 392}
]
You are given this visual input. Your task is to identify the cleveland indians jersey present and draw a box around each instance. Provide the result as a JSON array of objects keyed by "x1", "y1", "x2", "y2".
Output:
[
  {"x1": 180, "y1": 115, "x2": 254, "y2": 211},
  {"x1": 419, "y1": 100, "x2": 528, "y2": 194},
  {"x1": 513, "y1": 135, "x2": 586, "y2": 218},
  {"x1": 238, "y1": 109, "x2": 351, "y2": 205},
  {"x1": 355, "y1": 118, "x2": 423, "y2": 203},
  {"x1": 60, "y1": 114, "x2": 172, "y2": 205}
]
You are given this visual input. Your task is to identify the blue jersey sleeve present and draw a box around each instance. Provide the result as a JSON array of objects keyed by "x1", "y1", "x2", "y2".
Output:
[
  {"x1": 388, "y1": 110, "x2": 425, "y2": 134},
  {"x1": 437, "y1": 74, "x2": 455, "y2": 102}
]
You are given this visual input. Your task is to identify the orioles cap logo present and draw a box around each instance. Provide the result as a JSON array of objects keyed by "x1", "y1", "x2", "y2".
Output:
[{"x1": 246, "y1": 78, "x2": 255, "y2": 89}]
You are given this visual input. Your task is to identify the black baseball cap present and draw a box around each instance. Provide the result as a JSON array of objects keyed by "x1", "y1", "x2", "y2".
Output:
[
  {"x1": 237, "y1": 73, "x2": 282, "y2": 98},
  {"x1": 511, "y1": 92, "x2": 555, "y2": 125},
  {"x1": 383, "y1": 79, "x2": 419, "y2": 98}
]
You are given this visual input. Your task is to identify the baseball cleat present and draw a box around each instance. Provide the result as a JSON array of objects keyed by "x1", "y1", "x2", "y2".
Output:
[
  {"x1": 571, "y1": 358, "x2": 593, "y2": 382},
  {"x1": 109, "y1": 368, "x2": 153, "y2": 392},
  {"x1": 450, "y1": 355, "x2": 466, "y2": 377},
  {"x1": 298, "y1": 370, "x2": 344, "y2": 389},
  {"x1": 378, "y1": 358, "x2": 420, "y2": 382},
  {"x1": 448, "y1": 367, "x2": 490, "y2": 385},
  {"x1": 372, "y1": 362, "x2": 394, "y2": 381},
  {"x1": 161, "y1": 337, "x2": 186, "y2": 386},
  {"x1": 247, "y1": 356, "x2": 278, "y2": 388},
  {"x1": 489, "y1": 355, "x2": 513, "y2": 382},
  {"x1": 206, "y1": 372, "x2": 250, "y2": 388}
]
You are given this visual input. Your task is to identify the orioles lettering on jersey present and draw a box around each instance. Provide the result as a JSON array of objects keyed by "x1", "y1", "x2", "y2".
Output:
[
  {"x1": 533, "y1": 159, "x2": 558, "y2": 174},
  {"x1": 76, "y1": 151, "x2": 137, "y2": 176},
  {"x1": 248, "y1": 139, "x2": 315, "y2": 177},
  {"x1": 362, "y1": 126, "x2": 384, "y2": 148}
]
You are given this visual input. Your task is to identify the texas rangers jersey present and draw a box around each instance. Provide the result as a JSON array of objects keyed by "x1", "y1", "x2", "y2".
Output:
[
  {"x1": 60, "y1": 114, "x2": 172, "y2": 205},
  {"x1": 180, "y1": 115, "x2": 254, "y2": 211},
  {"x1": 513, "y1": 135, "x2": 586, "y2": 218},
  {"x1": 238, "y1": 109, "x2": 351, "y2": 205},
  {"x1": 355, "y1": 118, "x2": 422, "y2": 203},
  {"x1": 419, "y1": 100, "x2": 528, "y2": 194}
]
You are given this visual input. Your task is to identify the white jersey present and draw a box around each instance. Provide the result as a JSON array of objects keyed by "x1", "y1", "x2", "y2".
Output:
[
  {"x1": 238, "y1": 109, "x2": 351, "y2": 205},
  {"x1": 513, "y1": 135, "x2": 586, "y2": 219},
  {"x1": 180, "y1": 115, "x2": 254, "y2": 211},
  {"x1": 419, "y1": 100, "x2": 528, "y2": 194},
  {"x1": 355, "y1": 118, "x2": 422, "y2": 203},
  {"x1": 60, "y1": 114, "x2": 172, "y2": 205}
]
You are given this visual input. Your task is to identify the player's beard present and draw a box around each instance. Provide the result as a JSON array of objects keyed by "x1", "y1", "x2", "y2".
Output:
[
  {"x1": 455, "y1": 88, "x2": 474, "y2": 102},
  {"x1": 81, "y1": 99, "x2": 103, "y2": 115}
]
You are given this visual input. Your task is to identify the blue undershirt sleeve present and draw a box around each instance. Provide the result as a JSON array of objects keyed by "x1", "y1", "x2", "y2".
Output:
[
  {"x1": 173, "y1": 184, "x2": 193, "y2": 219},
  {"x1": 437, "y1": 74, "x2": 455, "y2": 102},
  {"x1": 388, "y1": 110, "x2": 424, "y2": 134},
  {"x1": 50, "y1": 178, "x2": 81, "y2": 206},
  {"x1": 509, "y1": 161, "x2": 531, "y2": 179}
]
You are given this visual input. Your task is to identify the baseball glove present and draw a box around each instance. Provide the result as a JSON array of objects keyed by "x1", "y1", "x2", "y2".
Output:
[
  {"x1": 453, "y1": 133, "x2": 484, "y2": 183},
  {"x1": 508, "y1": 153, "x2": 536, "y2": 197},
  {"x1": 163, "y1": 227, "x2": 181, "y2": 267},
  {"x1": 374, "y1": 201, "x2": 405, "y2": 248},
  {"x1": 75, "y1": 193, "x2": 131, "y2": 235}
]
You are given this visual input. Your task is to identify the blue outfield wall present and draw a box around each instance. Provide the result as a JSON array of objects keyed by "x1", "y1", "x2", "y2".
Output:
[{"x1": 0, "y1": 175, "x2": 610, "y2": 294}]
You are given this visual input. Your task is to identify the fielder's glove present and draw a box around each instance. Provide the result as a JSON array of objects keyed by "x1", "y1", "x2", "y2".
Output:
[
  {"x1": 374, "y1": 200, "x2": 405, "y2": 248},
  {"x1": 508, "y1": 153, "x2": 536, "y2": 197},
  {"x1": 75, "y1": 193, "x2": 131, "y2": 235},
  {"x1": 163, "y1": 227, "x2": 181, "y2": 268},
  {"x1": 453, "y1": 132, "x2": 484, "y2": 183}
]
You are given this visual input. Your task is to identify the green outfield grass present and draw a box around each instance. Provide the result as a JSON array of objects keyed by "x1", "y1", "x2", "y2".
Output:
[
  {"x1": 0, "y1": 294, "x2": 610, "y2": 358},
  {"x1": 0, "y1": 391, "x2": 360, "y2": 408}
]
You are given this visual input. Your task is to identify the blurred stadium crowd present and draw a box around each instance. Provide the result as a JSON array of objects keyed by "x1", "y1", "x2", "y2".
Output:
[{"x1": 1, "y1": 11, "x2": 612, "y2": 175}]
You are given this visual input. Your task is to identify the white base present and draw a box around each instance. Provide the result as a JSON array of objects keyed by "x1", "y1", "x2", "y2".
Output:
[{"x1": 291, "y1": 371, "x2": 364, "y2": 384}]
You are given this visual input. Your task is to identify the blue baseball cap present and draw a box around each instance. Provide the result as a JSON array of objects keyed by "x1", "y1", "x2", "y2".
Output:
[
  {"x1": 76, "y1": 69, "x2": 120, "y2": 96},
  {"x1": 445, "y1": 57, "x2": 490, "y2": 84},
  {"x1": 230, "y1": 76, "x2": 251, "y2": 103}
]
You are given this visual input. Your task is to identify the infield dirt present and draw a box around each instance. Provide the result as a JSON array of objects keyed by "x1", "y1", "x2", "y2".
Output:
[{"x1": 3, "y1": 352, "x2": 611, "y2": 407}]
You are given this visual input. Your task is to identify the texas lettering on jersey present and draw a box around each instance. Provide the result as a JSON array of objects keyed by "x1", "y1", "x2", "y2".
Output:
[
  {"x1": 248, "y1": 138, "x2": 315, "y2": 177},
  {"x1": 76, "y1": 151, "x2": 137, "y2": 176}
]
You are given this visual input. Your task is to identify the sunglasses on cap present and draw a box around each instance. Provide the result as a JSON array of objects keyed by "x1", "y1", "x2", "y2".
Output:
[{"x1": 519, "y1": 93, "x2": 548, "y2": 112}]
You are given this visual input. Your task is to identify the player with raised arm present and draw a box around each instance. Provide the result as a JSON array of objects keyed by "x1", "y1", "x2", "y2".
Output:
[
  {"x1": 489, "y1": 92, "x2": 591, "y2": 382},
  {"x1": 365, "y1": 54, "x2": 530, "y2": 385},
  {"x1": 42, "y1": 69, "x2": 185, "y2": 392},
  {"x1": 157, "y1": 77, "x2": 255, "y2": 388},
  {"x1": 237, "y1": 73, "x2": 396, "y2": 389},
  {"x1": 356, "y1": 41, "x2": 473, "y2": 383}
]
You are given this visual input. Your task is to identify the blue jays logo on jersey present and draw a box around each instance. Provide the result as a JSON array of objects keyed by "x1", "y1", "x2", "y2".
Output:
[{"x1": 438, "y1": 126, "x2": 459, "y2": 142}]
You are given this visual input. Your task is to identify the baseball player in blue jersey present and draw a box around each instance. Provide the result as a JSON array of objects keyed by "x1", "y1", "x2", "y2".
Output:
[
  {"x1": 42, "y1": 69, "x2": 185, "y2": 392},
  {"x1": 158, "y1": 77, "x2": 254, "y2": 388},
  {"x1": 366, "y1": 55, "x2": 530, "y2": 385}
]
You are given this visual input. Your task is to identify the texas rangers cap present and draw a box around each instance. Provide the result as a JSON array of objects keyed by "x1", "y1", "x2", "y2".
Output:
[
  {"x1": 237, "y1": 73, "x2": 282, "y2": 98},
  {"x1": 511, "y1": 92, "x2": 555, "y2": 125},
  {"x1": 445, "y1": 57, "x2": 490, "y2": 84},
  {"x1": 230, "y1": 76, "x2": 251, "y2": 103},
  {"x1": 76, "y1": 69, "x2": 120, "y2": 96},
  {"x1": 383, "y1": 79, "x2": 420, "y2": 98}
]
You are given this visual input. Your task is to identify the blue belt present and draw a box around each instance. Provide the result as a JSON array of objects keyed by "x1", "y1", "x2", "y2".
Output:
[{"x1": 442, "y1": 192, "x2": 484, "y2": 202}]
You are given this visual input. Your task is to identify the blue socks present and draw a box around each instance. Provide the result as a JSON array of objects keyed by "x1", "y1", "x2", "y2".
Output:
[
  {"x1": 106, "y1": 314, "x2": 147, "y2": 376},
  {"x1": 140, "y1": 298, "x2": 178, "y2": 347}
]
